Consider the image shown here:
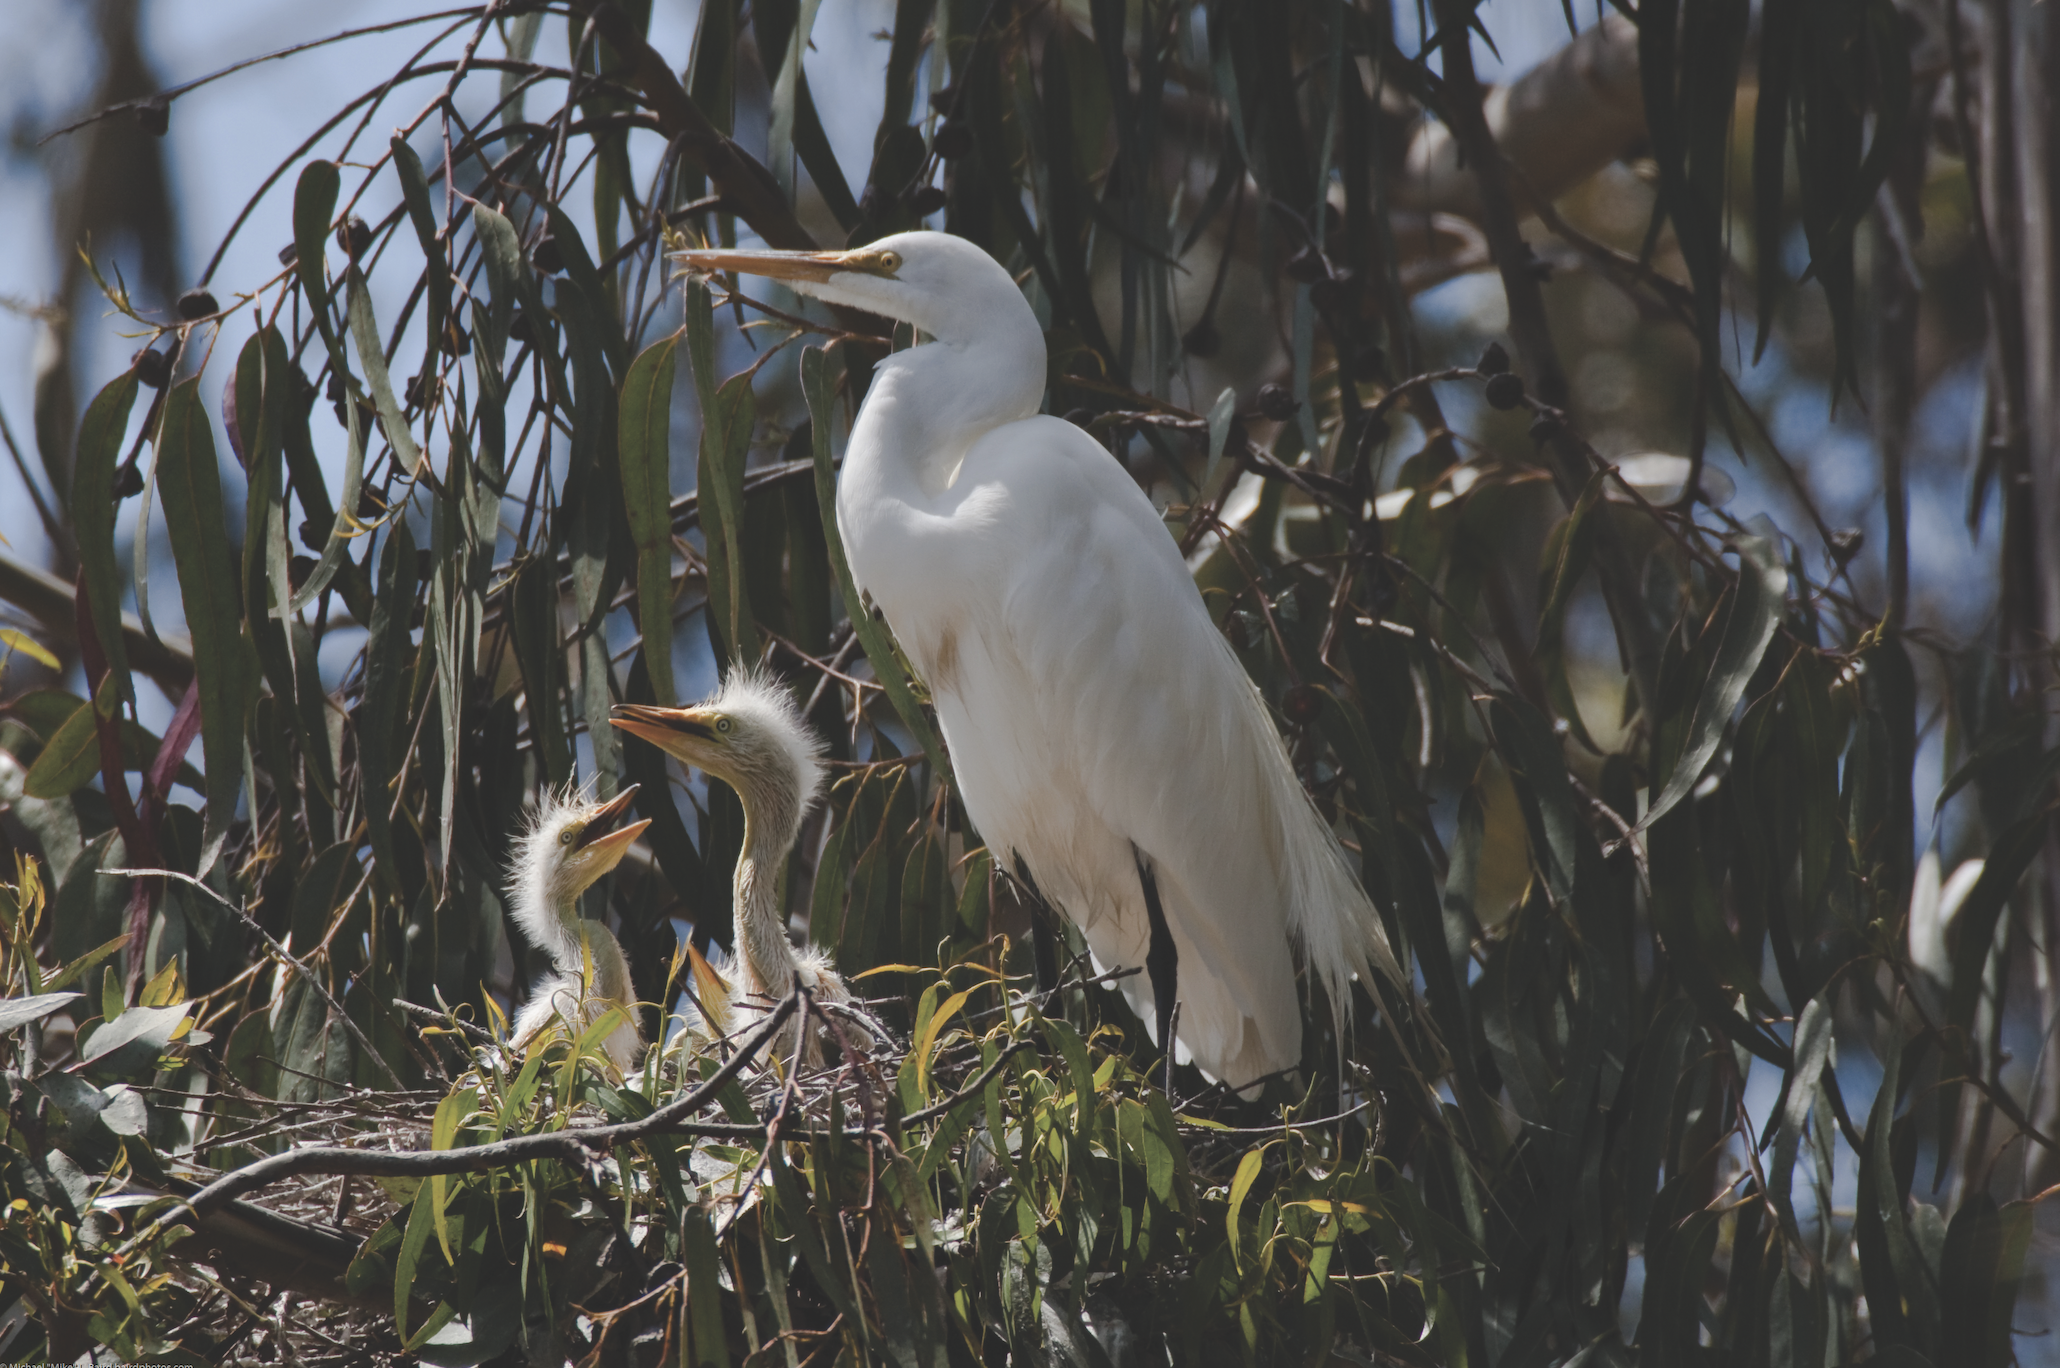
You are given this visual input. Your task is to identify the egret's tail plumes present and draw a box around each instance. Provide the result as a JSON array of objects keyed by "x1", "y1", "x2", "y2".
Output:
[{"x1": 1236, "y1": 662, "x2": 1408, "y2": 1062}]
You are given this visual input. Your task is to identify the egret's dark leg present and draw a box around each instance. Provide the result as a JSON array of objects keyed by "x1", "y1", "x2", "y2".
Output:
[
  {"x1": 1133, "y1": 848, "x2": 1179, "y2": 1098},
  {"x1": 1013, "y1": 854, "x2": 1061, "y2": 996}
]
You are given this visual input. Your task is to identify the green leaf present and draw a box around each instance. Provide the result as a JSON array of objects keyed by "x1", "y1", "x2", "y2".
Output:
[
  {"x1": 1636, "y1": 533, "x2": 1786, "y2": 834},
  {"x1": 545, "y1": 207, "x2": 625, "y2": 378},
  {"x1": 15, "y1": 684, "x2": 203, "y2": 799},
  {"x1": 390, "y1": 134, "x2": 450, "y2": 393},
  {"x1": 682, "y1": 1205, "x2": 732, "y2": 1368},
  {"x1": 79, "y1": 1000, "x2": 191, "y2": 1076},
  {"x1": 619, "y1": 334, "x2": 680, "y2": 701},
  {"x1": 799, "y1": 346, "x2": 949, "y2": 779},
  {"x1": 1226, "y1": 1143, "x2": 1270, "y2": 1267},
  {"x1": 157, "y1": 379, "x2": 252, "y2": 873},
  {"x1": 469, "y1": 201, "x2": 527, "y2": 363},
  {"x1": 1855, "y1": 1034, "x2": 1915, "y2": 1350},
  {"x1": 292, "y1": 160, "x2": 341, "y2": 348},
  {"x1": 912, "y1": 985, "x2": 974, "y2": 1100},
  {"x1": 428, "y1": 1085, "x2": 477, "y2": 1263},
  {"x1": 765, "y1": 1140, "x2": 857, "y2": 1318},
  {"x1": 697, "y1": 372, "x2": 759, "y2": 665},
  {"x1": 238, "y1": 329, "x2": 302, "y2": 756},
  {"x1": 0, "y1": 628, "x2": 59, "y2": 672},
  {"x1": 0, "y1": 991, "x2": 83, "y2": 1033},
  {"x1": 345, "y1": 269, "x2": 424, "y2": 476},
  {"x1": 23, "y1": 677, "x2": 118, "y2": 800},
  {"x1": 45, "y1": 931, "x2": 131, "y2": 993},
  {"x1": 1769, "y1": 995, "x2": 1832, "y2": 1245},
  {"x1": 361, "y1": 521, "x2": 417, "y2": 898},
  {"x1": 70, "y1": 372, "x2": 141, "y2": 700},
  {"x1": 394, "y1": 1184, "x2": 437, "y2": 1340},
  {"x1": 1945, "y1": 810, "x2": 2045, "y2": 1037}
]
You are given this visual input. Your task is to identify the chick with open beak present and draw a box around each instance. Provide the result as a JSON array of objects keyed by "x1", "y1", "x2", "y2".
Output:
[{"x1": 506, "y1": 785, "x2": 651, "y2": 1075}]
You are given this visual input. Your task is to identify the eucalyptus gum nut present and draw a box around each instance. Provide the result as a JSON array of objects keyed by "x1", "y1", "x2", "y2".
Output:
[
  {"x1": 1256, "y1": 383, "x2": 1298, "y2": 422},
  {"x1": 337, "y1": 216, "x2": 374, "y2": 260},
  {"x1": 132, "y1": 348, "x2": 170, "y2": 389},
  {"x1": 1484, "y1": 372, "x2": 1526, "y2": 410},
  {"x1": 177, "y1": 288, "x2": 219, "y2": 320}
]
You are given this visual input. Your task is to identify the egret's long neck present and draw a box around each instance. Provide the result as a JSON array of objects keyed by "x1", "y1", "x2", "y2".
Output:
[
  {"x1": 515, "y1": 882, "x2": 586, "y2": 973},
  {"x1": 733, "y1": 785, "x2": 803, "y2": 998},
  {"x1": 842, "y1": 309, "x2": 1045, "y2": 508}
]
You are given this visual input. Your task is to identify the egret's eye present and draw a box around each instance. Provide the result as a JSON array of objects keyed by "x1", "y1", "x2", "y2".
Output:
[
  {"x1": 716, "y1": 717, "x2": 732, "y2": 734},
  {"x1": 877, "y1": 250, "x2": 901, "y2": 272},
  {"x1": 560, "y1": 827, "x2": 579, "y2": 846}
]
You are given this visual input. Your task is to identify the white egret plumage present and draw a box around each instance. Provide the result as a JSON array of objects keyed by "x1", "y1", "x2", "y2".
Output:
[
  {"x1": 675, "y1": 231, "x2": 1404, "y2": 1091},
  {"x1": 612, "y1": 672, "x2": 873, "y2": 1066},
  {"x1": 506, "y1": 785, "x2": 650, "y2": 1075}
]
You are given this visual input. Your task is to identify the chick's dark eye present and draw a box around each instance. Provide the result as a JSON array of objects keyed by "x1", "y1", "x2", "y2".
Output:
[
  {"x1": 560, "y1": 828, "x2": 578, "y2": 846},
  {"x1": 716, "y1": 717, "x2": 731, "y2": 733}
]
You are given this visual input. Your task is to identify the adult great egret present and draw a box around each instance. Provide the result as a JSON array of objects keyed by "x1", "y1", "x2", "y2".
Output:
[
  {"x1": 612, "y1": 673, "x2": 873, "y2": 1066},
  {"x1": 506, "y1": 785, "x2": 650, "y2": 1074},
  {"x1": 676, "y1": 231, "x2": 1403, "y2": 1091}
]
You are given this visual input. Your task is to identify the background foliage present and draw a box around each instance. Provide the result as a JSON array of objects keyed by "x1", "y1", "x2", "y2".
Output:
[{"x1": 0, "y1": 0, "x2": 2055, "y2": 1363}]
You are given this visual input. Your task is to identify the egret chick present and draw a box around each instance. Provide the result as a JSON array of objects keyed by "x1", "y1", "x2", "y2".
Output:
[
  {"x1": 612, "y1": 673, "x2": 869, "y2": 1065},
  {"x1": 507, "y1": 785, "x2": 651, "y2": 1075}
]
